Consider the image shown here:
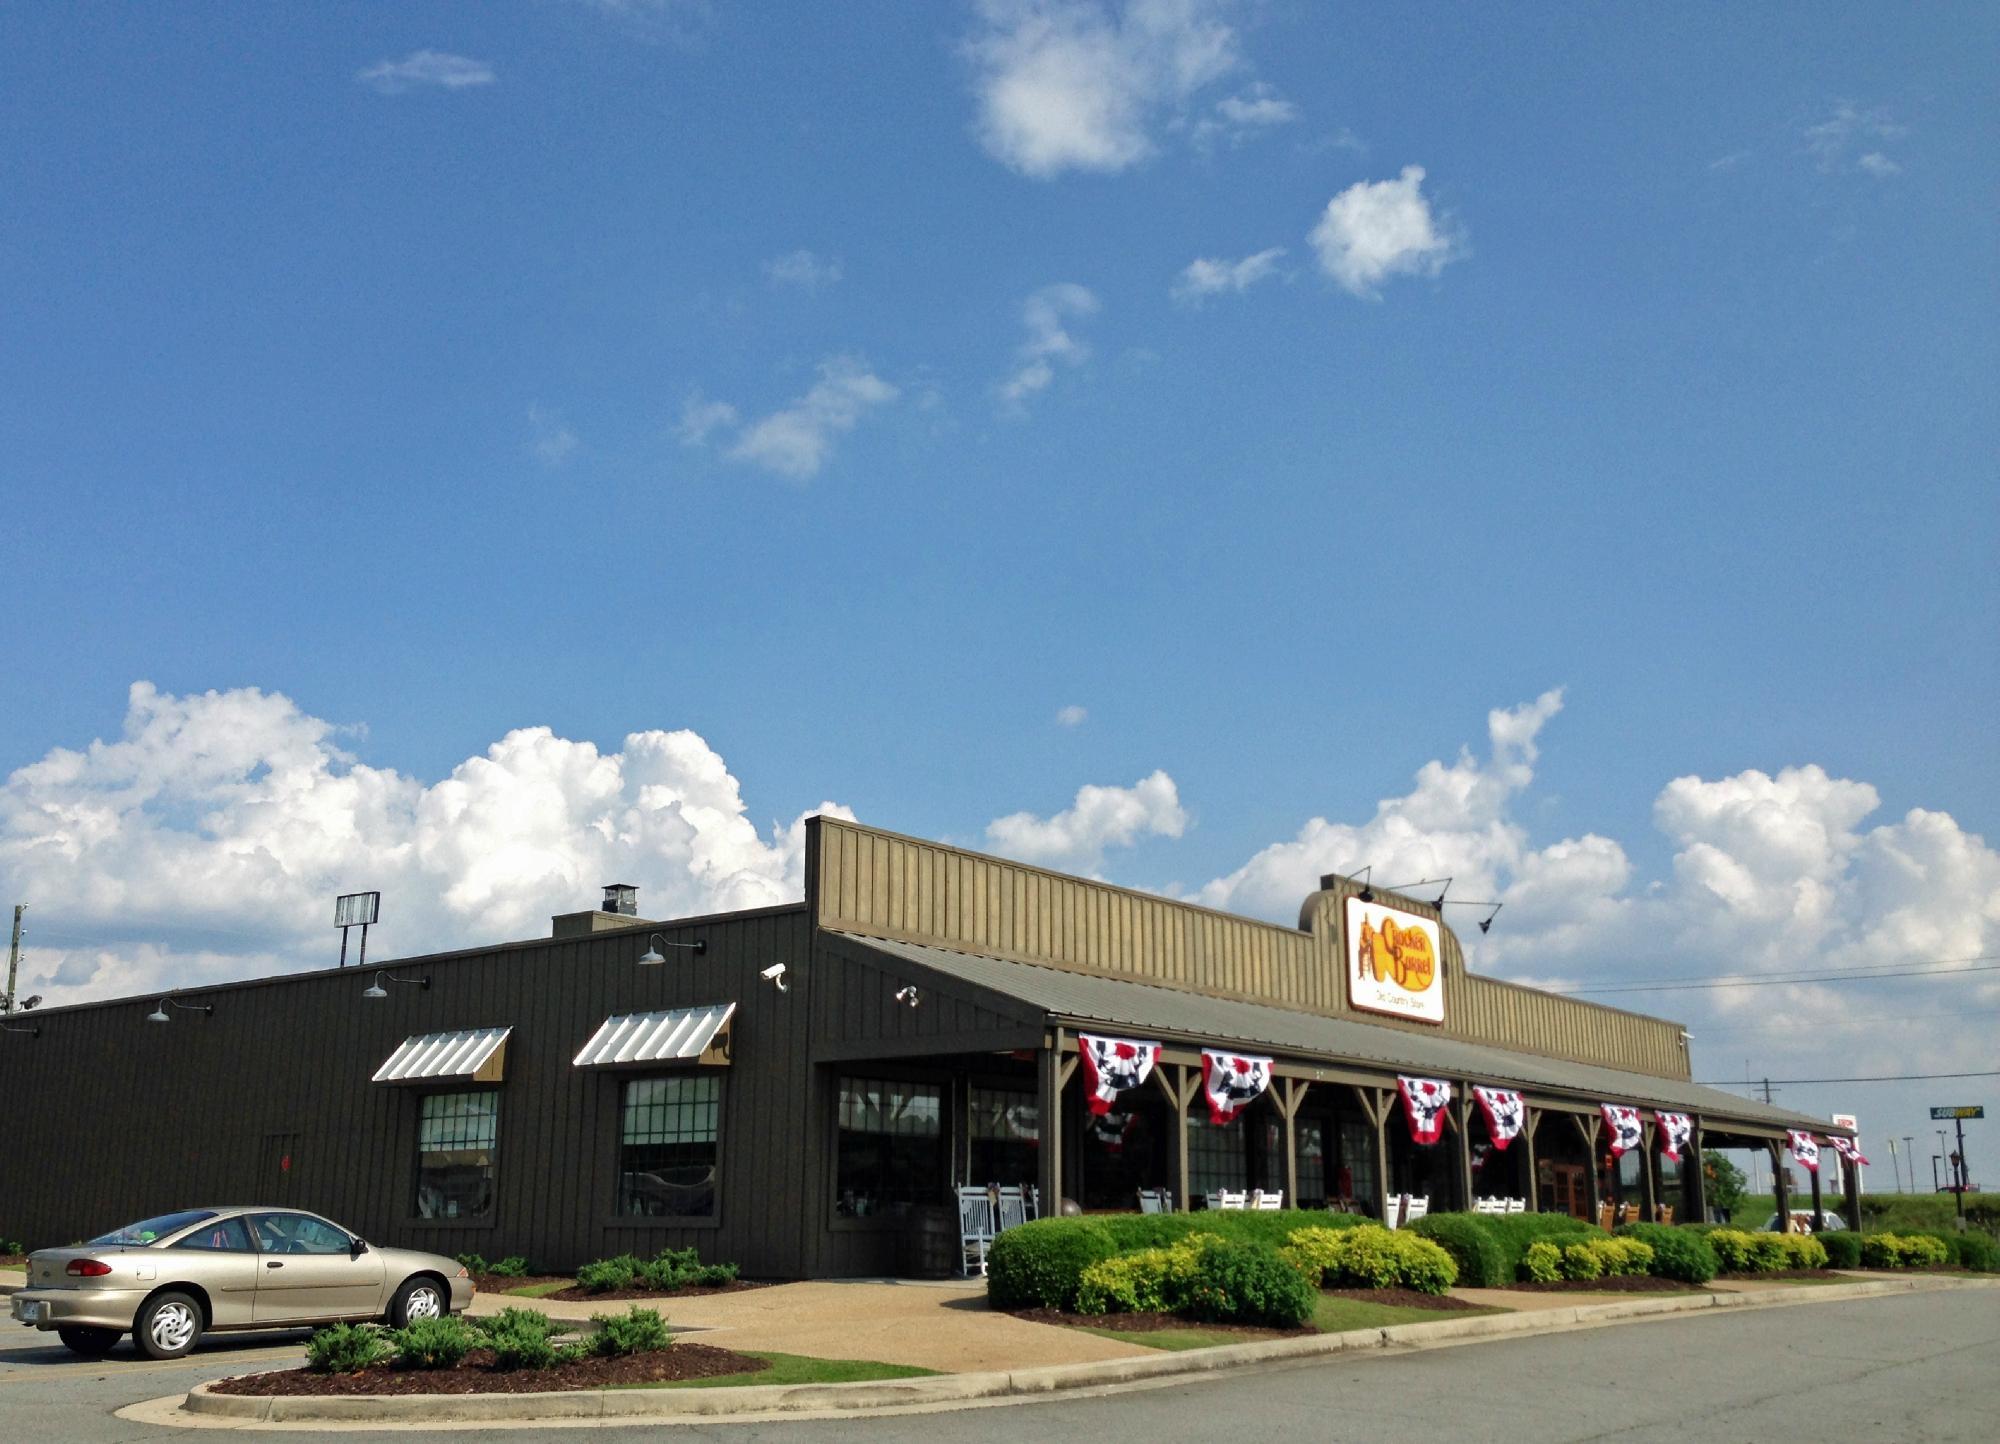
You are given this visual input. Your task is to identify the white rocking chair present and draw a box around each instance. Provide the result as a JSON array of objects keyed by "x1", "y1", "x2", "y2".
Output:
[{"x1": 956, "y1": 1186, "x2": 995, "y2": 1277}]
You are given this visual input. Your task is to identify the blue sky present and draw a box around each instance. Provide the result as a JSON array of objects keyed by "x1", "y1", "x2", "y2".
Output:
[{"x1": 2, "y1": 3, "x2": 1995, "y2": 1175}]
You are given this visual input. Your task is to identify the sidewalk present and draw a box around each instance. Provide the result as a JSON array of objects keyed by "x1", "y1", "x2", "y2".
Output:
[
  {"x1": 0, "y1": 1267, "x2": 22, "y2": 1295},
  {"x1": 473, "y1": 1278, "x2": 1153, "y2": 1373}
]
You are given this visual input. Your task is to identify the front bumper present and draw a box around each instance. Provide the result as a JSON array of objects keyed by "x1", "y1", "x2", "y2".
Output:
[
  {"x1": 450, "y1": 1276, "x2": 475, "y2": 1312},
  {"x1": 10, "y1": 1288, "x2": 145, "y2": 1332}
]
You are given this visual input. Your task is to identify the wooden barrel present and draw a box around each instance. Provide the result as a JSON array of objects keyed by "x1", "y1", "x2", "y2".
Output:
[{"x1": 897, "y1": 1205, "x2": 958, "y2": 1279}]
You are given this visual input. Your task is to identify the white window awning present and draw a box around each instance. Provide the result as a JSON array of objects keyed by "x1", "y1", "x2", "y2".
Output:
[
  {"x1": 373, "y1": 1026, "x2": 512, "y2": 1085},
  {"x1": 573, "y1": 1003, "x2": 735, "y2": 1069}
]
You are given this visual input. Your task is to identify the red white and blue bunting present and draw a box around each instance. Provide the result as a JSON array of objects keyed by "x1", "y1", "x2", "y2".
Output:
[
  {"x1": 1398, "y1": 1076, "x2": 1453, "y2": 1145},
  {"x1": 1602, "y1": 1104, "x2": 1644, "y2": 1158},
  {"x1": 1828, "y1": 1134, "x2": 1870, "y2": 1167},
  {"x1": 1472, "y1": 1086, "x2": 1526, "y2": 1150},
  {"x1": 1788, "y1": 1130, "x2": 1822, "y2": 1174},
  {"x1": 1655, "y1": 1111, "x2": 1694, "y2": 1164},
  {"x1": 1077, "y1": 1034, "x2": 1162, "y2": 1116},
  {"x1": 1200, "y1": 1050, "x2": 1274, "y2": 1125}
]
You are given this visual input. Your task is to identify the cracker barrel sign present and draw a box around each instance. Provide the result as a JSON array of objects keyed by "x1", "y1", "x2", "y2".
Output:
[{"x1": 1345, "y1": 896, "x2": 1446, "y2": 1025}]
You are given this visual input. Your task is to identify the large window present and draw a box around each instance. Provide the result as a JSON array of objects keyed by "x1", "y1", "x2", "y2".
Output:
[
  {"x1": 969, "y1": 1086, "x2": 1039, "y2": 1188},
  {"x1": 835, "y1": 1077, "x2": 942, "y2": 1219},
  {"x1": 619, "y1": 1075, "x2": 719, "y2": 1217},
  {"x1": 416, "y1": 1091, "x2": 498, "y2": 1221},
  {"x1": 1186, "y1": 1114, "x2": 1248, "y2": 1199}
]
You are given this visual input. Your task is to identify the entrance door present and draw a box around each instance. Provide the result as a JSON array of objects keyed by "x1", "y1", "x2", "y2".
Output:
[{"x1": 1540, "y1": 1163, "x2": 1588, "y2": 1219}]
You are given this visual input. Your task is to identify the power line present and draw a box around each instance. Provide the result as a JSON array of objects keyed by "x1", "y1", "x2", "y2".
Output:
[
  {"x1": 1696, "y1": 1069, "x2": 2000, "y2": 1085},
  {"x1": 1565, "y1": 960, "x2": 2000, "y2": 996},
  {"x1": 1552, "y1": 952, "x2": 1997, "y2": 994},
  {"x1": 1699, "y1": 1005, "x2": 2000, "y2": 1038}
]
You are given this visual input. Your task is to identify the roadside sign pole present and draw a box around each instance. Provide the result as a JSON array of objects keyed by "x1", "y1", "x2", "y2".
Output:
[{"x1": 1954, "y1": 1116, "x2": 1968, "y2": 1226}]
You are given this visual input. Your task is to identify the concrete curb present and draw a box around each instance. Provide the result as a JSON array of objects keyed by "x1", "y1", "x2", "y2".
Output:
[{"x1": 176, "y1": 1275, "x2": 1997, "y2": 1425}]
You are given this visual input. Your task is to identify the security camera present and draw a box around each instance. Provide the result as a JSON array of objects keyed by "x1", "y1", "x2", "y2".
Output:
[
  {"x1": 759, "y1": 962, "x2": 788, "y2": 992},
  {"x1": 20, "y1": 996, "x2": 41, "y2": 1011},
  {"x1": 894, "y1": 985, "x2": 920, "y2": 1008}
]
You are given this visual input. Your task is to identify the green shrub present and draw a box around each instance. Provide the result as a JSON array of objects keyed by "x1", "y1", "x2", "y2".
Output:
[
  {"x1": 1075, "y1": 1236, "x2": 1210, "y2": 1315},
  {"x1": 1282, "y1": 1224, "x2": 1457, "y2": 1295},
  {"x1": 1952, "y1": 1232, "x2": 1998, "y2": 1272},
  {"x1": 487, "y1": 1255, "x2": 529, "y2": 1278},
  {"x1": 1817, "y1": 1230, "x2": 1862, "y2": 1269},
  {"x1": 586, "y1": 1307, "x2": 672, "y2": 1357},
  {"x1": 306, "y1": 1322, "x2": 390, "y2": 1374},
  {"x1": 577, "y1": 1255, "x2": 640, "y2": 1292},
  {"x1": 0, "y1": 1237, "x2": 23, "y2": 1255},
  {"x1": 1857, "y1": 1231, "x2": 1949, "y2": 1269},
  {"x1": 987, "y1": 1218, "x2": 1119, "y2": 1311},
  {"x1": 1099, "y1": 1208, "x2": 1369, "y2": 1252},
  {"x1": 1476, "y1": 1212, "x2": 1600, "y2": 1279},
  {"x1": 1409, "y1": 1214, "x2": 1509, "y2": 1289},
  {"x1": 1860, "y1": 1232, "x2": 1906, "y2": 1269},
  {"x1": 386, "y1": 1316, "x2": 478, "y2": 1370},
  {"x1": 1784, "y1": 1234, "x2": 1828, "y2": 1270},
  {"x1": 1559, "y1": 1242, "x2": 1605, "y2": 1281},
  {"x1": 475, "y1": 1308, "x2": 576, "y2": 1371},
  {"x1": 1600, "y1": 1237, "x2": 1656, "y2": 1277},
  {"x1": 688, "y1": 1262, "x2": 739, "y2": 1287},
  {"x1": 1747, "y1": 1233, "x2": 1793, "y2": 1272},
  {"x1": 1614, "y1": 1223, "x2": 1718, "y2": 1284},
  {"x1": 1707, "y1": 1229, "x2": 1759, "y2": 1273},
  {"x1": 1521, "y1": 1242, "x2": 1563, "y2": 1283},
  {"x1": 1183, "y1": 1239, "x2": 1317, "y2": 1327},
  {"x1": 1904, "y1": 1234, "x2": 1950, "y2": 1268}
]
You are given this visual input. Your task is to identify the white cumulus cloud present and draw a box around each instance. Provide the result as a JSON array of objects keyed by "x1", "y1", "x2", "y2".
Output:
[
  {"x1": 1171, "y1": 247, "x2": 1285, "y2": 305},
  {"x1": 764, "y1": 250, "x2": 843, "y2": 291},
  {"x1": 1000, "y1": 283, "x2": 1099, "y2": 410},
  {"x1": 965, "y1": 0, "x2": 1243, "y2": 178},
  {"x1": 1309, "y1": 165, "x2": 1460, "y2": 299},
  {"x1": 1190, "y1": 82, "x2": 1299, "y2": 151},
  {"x1": 987, "y1": 770, "x2": 1188, "y2": 872},
  {"x1": 0, "y1": 684, "x2": 854, "y2": 1009},
  {"x1": 1055, "y1": 705, "x2": 1089, "y2": 728},
  {"x1": 680, "y1": 359, "x2": 899, "y2": 480},
  {"x1": 355, "y1": 51, "x2": 496, "y2": 94}
]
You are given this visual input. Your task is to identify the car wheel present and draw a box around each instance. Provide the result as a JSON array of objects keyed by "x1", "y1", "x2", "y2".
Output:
[
  {"x1": 57, "y1": 1325, "x2": 121, "y2": 1358},
  {"x1": 387, "y1": 1276, "x2": 446, "y2": 1328},
  {"x1": 134, "y1": 1291, "x2": 203, "y2": 1360}
]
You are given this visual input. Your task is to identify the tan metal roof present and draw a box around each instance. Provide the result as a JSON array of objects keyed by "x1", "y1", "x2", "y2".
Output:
[
  {"x1": 835, "y1": 932, "x2": 1836, "y2": 1134},
  {"x1": 372, "y1": 1026, "x2": 512, "y2": 1085},
  {"x1": 572, "y1": 1003, "x2": 735, "y2": 1068}
]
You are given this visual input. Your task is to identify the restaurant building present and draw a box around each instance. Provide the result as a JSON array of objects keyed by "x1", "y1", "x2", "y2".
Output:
[{"x1": 0, "y1": 818, "x2": 1856, "y2": 1274}]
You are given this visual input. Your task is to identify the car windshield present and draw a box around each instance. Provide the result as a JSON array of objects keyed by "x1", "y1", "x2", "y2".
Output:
[{"x1": 89, "y1": 1210, "x2": 218, "y2": 1246}]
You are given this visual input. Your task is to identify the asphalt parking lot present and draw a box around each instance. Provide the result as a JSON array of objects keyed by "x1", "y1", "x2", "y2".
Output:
[{"x1": 0, "y1": 1316, "x2": 313, "y2": 1431}]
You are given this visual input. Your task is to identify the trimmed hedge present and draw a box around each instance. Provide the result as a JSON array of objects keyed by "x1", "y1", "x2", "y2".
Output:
[
  {"x1": 1408, "y1": 1214, "x2": 1509, "y2": 1288},
  {"x1": 1182, "y1": 1238, "x2": 1318, "y2": 1327},
  {"x1": 1613, "y1": 1223, "x2": 1719, "y2": 1284},
  {"x1": 987, "y1": 1211, "x2": 1365, "y2": 1312},
  {"x1": 1906, "y1": 1229, "x2": 1998, "y2": 1272},
  {"x1": 1817, "y1": 1230, "x2": 1863, "y2": 1269},
  {"x1": 1861, "y1": 1232, "x2": 1952, "y2": 1269},
  {"x1": 1280, "y1": 1224, "x2": 1458, "y2": 1295}
]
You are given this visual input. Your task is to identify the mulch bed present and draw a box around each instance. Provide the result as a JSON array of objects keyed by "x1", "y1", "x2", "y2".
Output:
[
  {"x1": 469, "y1": 1274, "x2": 572, "y2": 1295},
  {"x1": 210, "y1": 1344, "x2": 765, "y2": 1396},
  {"x1": 1507, "y1": 1275, "x2": 1706, "y2": 1293},
  {"x1": 1322, "y1": 1287, "x2": 1484, "y2": 1310},
  {"x1": 1010, "y1": 1307, "x2": 1310, "y2": 1339},
  {"x1": 541, "y1": 1278, "x2": 772, "y2": 1304},
  {"x1": 0, "y1": 1256, "x2": 27, "y2": 1268}
]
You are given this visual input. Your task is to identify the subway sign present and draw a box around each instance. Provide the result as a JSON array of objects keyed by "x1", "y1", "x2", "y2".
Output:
[{"x1": 1930, "y1": 1106, "x2": 1985, "y2": 1120}]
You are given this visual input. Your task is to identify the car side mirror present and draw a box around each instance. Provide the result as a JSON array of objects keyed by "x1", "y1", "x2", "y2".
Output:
[{"x1": 350, "y1": 1238, "x2": 368, "y2": 1258}]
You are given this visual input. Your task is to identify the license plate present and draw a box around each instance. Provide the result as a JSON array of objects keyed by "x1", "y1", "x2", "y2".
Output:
[{"x1": 12, "y1": 1299, "x2": 47, "y2": 1325}]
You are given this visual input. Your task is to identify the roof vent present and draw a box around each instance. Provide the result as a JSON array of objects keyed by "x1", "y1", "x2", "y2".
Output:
[{"x1": 602, "y1": 884, "x2": 638, "y2": 917}]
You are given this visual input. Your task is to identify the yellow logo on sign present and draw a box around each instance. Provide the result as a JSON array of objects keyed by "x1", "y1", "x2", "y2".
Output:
[{"x1": 1358, "y1": 916, "x2": 1436, "y2": 995}]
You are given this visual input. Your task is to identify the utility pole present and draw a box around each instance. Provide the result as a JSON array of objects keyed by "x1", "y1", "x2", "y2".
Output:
[
  {"x1": 2, "y1": 904, "x2": 22, "y2": 1014},
  {"x1": 1886, "y1": 1136, "x2": 1902, "y2": 1193}
]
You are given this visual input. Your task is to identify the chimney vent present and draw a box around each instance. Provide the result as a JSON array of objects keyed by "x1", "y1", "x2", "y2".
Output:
[{"x1": 602, "y1": 884, "x2": 638, "y2": 917}]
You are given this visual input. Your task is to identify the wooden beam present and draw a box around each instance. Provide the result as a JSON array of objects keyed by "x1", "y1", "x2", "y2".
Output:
[
  {"x1": 1057, "y1": 1056, "x2": 1078, "y2": 1091},
  {"x1": 1523, "y1": 1107, "x2": 1541, "y2": 1212},
  {"x1": 1280, "y1": 1077, "x2": 1306, "y2": 1206},
  {"x1": 1573, "y1": 1112, "x2": 1601, "y2": 1224},
  {"x1": 1173, "y1": 1064, "x2": 1193, "y2": 1211},
  {"x1": 1454, "y1": 1094, "x2": 1475, "y2": 1213},
  {"x1": 1639, "y1": 1120, "x2": 1658, "y2": 1222},
  {"x1": 1687, "y1": 1118, "x2": 1708, "y2": 1223},
  {"x1": 1039, "y1": 1028, "x2": 1065, "y2": 1215},
  {"x1": 1770, "y1": 1140, "x2": 1789, "y2": 1230}
]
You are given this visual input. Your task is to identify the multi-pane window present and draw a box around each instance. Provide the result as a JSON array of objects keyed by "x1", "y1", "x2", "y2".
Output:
[
  {"x1": 618, "y1": 1075, "x2": 720, "y2": 1217},
  {"x1": 1337, "y1": 1118, "x2": 1377, "y2": 1208},
  {"x1": 968, "y1": 1087, "x2": 1039, "y2": 1188},
  {"x1": 1186, "y1": 1114, "x2": 1247, "y2": 1199},
  {"x1": 416, "y1": 1091, "x2": 499, "y2": 1221},
  {"x1": 835, "y1": 1077, "x2": 942, "y2": 1219}
]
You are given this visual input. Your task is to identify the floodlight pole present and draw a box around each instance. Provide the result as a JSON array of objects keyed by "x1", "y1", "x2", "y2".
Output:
[{"x1": 3, "y1": 905, "x2": 22, "y2": 1015}]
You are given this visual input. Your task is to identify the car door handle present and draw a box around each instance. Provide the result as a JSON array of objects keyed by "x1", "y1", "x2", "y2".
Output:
[{"x1": 266, "y1": 1261, "x2": 284, "y2": 1269}]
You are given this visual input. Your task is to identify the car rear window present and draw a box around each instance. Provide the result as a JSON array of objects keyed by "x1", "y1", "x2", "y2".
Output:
[
  {"x1": 90, "y1": 1210, "x2": 218, "y2": 1245},
  {"x1": 170, "y1": 1216, "x2": 252, "y2": 1251}
]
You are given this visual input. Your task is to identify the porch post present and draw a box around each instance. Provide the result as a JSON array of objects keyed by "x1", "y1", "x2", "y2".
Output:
[
  {"x1": 1523, "y1": 1107, "x2": 1542, "y2": 1212},
  {"x1": 1173, "y1": 1065, "x2": 1195, "y2": 1211},
  {"x1": 1573, "y1": 1113, "x2": 1601, "y2": 1224},
  {"x1": 1454, "y1": 1093, "x2": 1475, "y2": 1212},
  {"x1": 1687, "y1": 1118, "x2": 1708, "y2": 1223},
  {"x1": 1842, "y1": 1144, "x2": 1862, "y2": 1232},
  {"x1": 1277, "y1": 1077, "x2": 1307, "y2": 1206},
  {"x1": 1039, "y1": 1029, "x2": 1065, "y2": 1215},
  {"x1": 1639, "y1": 1120, "x2": 1658, "y2": 1223},
  {"x1": 1810, "y1": 1155, "x2": 1826, "y2": 1233},
  {"x1": 1770, "y1": 1140, "x2": 1790, "y2": 1229}
]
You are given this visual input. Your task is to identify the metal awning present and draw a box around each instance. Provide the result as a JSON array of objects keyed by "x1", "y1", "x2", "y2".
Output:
[
  {"x1": 372, "y1": 1026, "x2": 512, "y2": 1085},
  {"x1": 573, "y1": 1002, "x2": 736, "y2": 1069}
]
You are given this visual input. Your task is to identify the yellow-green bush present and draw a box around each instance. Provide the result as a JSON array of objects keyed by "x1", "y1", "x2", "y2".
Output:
[
  {"x1": 1559, "y1": 1241, "x2": 1605, "y2": 1281},
  {"x1": 1707, "y1": 1229, "x2": 1759, "y2": 1272},
  {"x1": 1074, "y1": 1235, "x2": 1212, "y2": 1316},
  {"x1": 1783, "y1": 1234, "x2": 1828, "y2": 1270},
  {"x1": 1521, "y1": 1241, "x2": 1563, "y2": 1283},
  {"x1": 1278, "y1": 1224, "x2": 1458, "y2": 1295}
]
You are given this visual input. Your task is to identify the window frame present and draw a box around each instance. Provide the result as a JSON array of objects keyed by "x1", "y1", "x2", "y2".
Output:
[
  {"x1": 829, "y1": 1070, "x2": 949, "y2": 1231},
  {"x1": 410, "y1": 1085, "x2": 503, "y2": 1229},
  {"x1": 606, "y1": 1071, "x2": 724, "y2": 1230}
]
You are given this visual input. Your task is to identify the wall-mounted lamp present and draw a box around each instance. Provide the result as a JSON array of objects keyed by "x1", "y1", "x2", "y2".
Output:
[
  {"x1": 1436, "y1": 899, "x2": 1503, "y2": 934},
  {"x1": 362, "y1": 971, "x2": 432, "y2": 1000},
  {"x1": 760, "y1": 962, "x2": 789, "y2": 993},
  {"x1": 638, "y1": 933, "x2": 707, "y2": 966},
  {"x1": 893, "y1": 985, "x2": 920, "y2": 1008},
  {"x1": 146, "y1": 996, "x2": 214, "y2": 1025},
  {"x1": 1350, "y1": 865, "x2": 1374, "y2": 903},
  {"x1": 0, "y1": 1020, "x2": 39, "y2": 1038}
]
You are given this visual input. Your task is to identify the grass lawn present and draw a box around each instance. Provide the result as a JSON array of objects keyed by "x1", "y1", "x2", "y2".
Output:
[
  {"x1": 642, "y1": 1352, "x2": 939, "y2": 1389},
  {"x1": 1084, "y1": 1296, "x2": 1504, "y2": 1351},
  {"x1": 1080, "y1": 1325, "x2": 1257, "y2": 1351},
  {"x1": 503, "y1": 1280, "x2": 572, "y2": 1298}
]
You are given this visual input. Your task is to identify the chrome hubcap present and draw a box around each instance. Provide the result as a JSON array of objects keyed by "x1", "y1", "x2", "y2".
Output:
[
  {"x1": 152, "y1": 1302, "x2": 197, "y2": 1351},
  {"x1": 407, "y1": 1287, "x2": 442, "y2": 1320}
]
